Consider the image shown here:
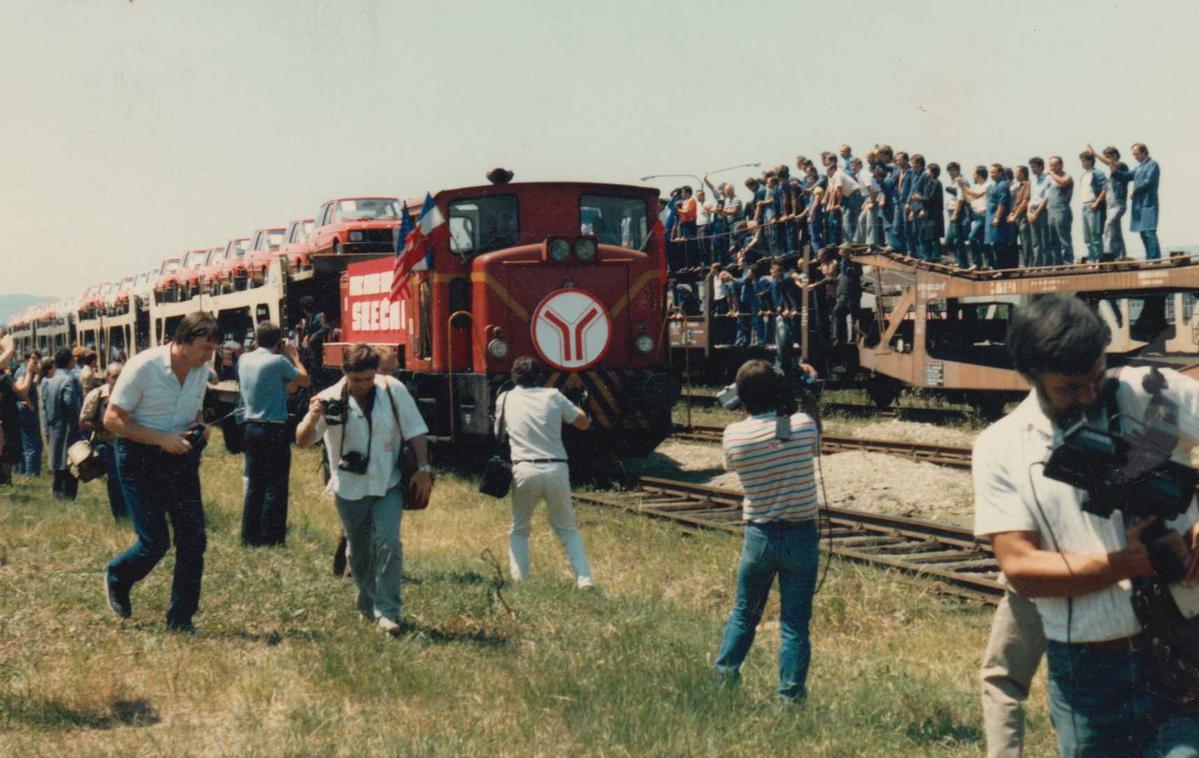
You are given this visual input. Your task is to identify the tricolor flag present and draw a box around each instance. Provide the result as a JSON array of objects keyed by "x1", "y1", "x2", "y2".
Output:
[{"x1": 390, "y1": 193, "x2": 445, "y2": 302}]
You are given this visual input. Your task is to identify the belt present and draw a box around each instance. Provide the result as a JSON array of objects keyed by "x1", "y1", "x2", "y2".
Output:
[
  {"x1": 245, "y1": 419, "x2": 287, "y2": 425},
  {"x1": 1080, "y1": 631, "x2": 1149, "y2": 652},
  {"x1": 513, "y1": 459, "x2": 567, "y2": 464}
]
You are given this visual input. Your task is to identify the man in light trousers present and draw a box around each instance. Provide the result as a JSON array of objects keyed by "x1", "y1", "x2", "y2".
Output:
[{"x1": 498, "y1": 356, "x2": 594, "y2": 588}]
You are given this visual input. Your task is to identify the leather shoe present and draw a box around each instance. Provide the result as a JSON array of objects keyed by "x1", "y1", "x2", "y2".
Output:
[{"x1": 104, "y1": 570, "x2": 131, "y2": 618}]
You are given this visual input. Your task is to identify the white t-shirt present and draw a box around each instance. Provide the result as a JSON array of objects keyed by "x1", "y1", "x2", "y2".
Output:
[
  {"x1": 696, "y1": 201, "x2": 713, "y2": 227},
  {"x1": 830, "y1": 170, "x2": 861, "y2": 196},
  {"x1": 313, "y1": 375, "x2": 428, "y2": 500},
  {"x1": 1028, "y1": 172, "x2": 1051, "y2": 211},
  {"x1": 495, "y1": 386, "x2": 581, "y2": 462},
  {"x1": 973, "y1": 366, "x2": 1199, "y2": 642},
  {"x1": 109, "y1": 344, "x2": 210, "y2": 434},
  {"x1": 969, "y1": 179, "x2": 991, "y2": 215}
]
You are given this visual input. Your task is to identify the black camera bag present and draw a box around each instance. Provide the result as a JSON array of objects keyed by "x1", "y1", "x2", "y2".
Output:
[{"x1": 479, "y1": 392, "x2": 512, "y2": 498}]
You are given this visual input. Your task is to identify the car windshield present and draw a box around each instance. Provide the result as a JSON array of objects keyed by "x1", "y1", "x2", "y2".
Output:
[
  {"x1": 301, "y1": 220, "x2": 314, "y2": 237},
  {"x1": 260, "y1": 229, "x2": 285, "y2": 249},
  {"x1": 580, "y1": 194, "x2": 649, "y2": 249},
  {"x1": 228, "y1": 240, "x2": 248, "y2": 259},
  {"x1": 448, "y1": 195, "x2": 519, "y2": 255},
  {"x1": 337, "y1": 199, "x2": 400, "y2": 221},
  {"x1": 184, "y1": 250, "x2": 207, "y2": 267},
  {"x1": 163, "y1": 260, "x2": 180, "y2": 275}
]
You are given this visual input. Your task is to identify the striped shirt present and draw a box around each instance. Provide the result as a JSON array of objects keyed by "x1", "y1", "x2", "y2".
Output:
[{"x1": 722, "y1": 413, "x2": 819, "y2": 523}]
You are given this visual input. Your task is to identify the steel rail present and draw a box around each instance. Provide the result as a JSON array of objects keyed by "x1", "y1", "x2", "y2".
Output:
[{"x1": 574, "y1": 476, "x2": 1002, "y2": 604}]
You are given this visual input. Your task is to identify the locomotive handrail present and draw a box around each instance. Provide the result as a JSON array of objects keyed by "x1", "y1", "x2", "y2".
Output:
[{"x1": 446, "y1": 309, "x2": 474, "y2": 439}]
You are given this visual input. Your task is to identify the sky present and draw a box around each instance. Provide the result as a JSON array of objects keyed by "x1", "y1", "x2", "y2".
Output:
[{"x1": 3, "y1": 0, "x2": 1199, "y2": 300}]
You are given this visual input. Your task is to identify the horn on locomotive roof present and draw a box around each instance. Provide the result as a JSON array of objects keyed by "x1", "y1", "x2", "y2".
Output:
[{"x1": 487, "y1": 167, "x2": 514, "y2": 185}]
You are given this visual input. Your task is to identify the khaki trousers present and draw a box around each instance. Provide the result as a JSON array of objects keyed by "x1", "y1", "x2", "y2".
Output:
[{"x1": 980, "y1": 592, "x2": 1046, "y2": 758}]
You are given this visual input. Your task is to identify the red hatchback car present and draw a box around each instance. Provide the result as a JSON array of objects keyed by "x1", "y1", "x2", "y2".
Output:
[
  {"x1": 308, "y1": 197, "x2": 402, "y2": 260},
  {"x1": 212, "y1": 237, "x2": 252, "y2": 292},
  {"x1": 280, "y1": 217, "x2": 315, "y2": 273},
  {"x1": 178, "y1": 247, "x2": 212, "y2": 300},
  {"x1": 153, "y1": 257, "x2": 183, "y2": 304},
  {"x1": 245, "y1": 226, "x2": 288, "y2": 285}
]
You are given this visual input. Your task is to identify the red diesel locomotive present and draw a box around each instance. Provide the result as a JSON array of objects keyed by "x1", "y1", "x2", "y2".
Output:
[{"x1": 325, "y1": 180, "x2": 678, "y2": 456}]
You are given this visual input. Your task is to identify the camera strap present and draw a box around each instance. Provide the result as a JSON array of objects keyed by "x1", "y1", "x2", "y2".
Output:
[{"x1": 336, "y1": 382, "x2": 373, "y2": 463}]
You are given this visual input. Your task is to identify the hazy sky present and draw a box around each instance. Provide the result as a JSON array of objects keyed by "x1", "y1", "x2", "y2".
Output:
[{"x1": 3, "y1": 0, "x2": 1198, "y2": 299}]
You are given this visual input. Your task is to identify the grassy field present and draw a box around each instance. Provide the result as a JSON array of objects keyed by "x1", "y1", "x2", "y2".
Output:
[{"x1": 0, "y1": 437, "x2": 1055, "y2": 756}]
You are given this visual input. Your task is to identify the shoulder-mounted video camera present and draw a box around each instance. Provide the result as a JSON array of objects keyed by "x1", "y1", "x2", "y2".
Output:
[
  {"x1": 717, "y1": 370, "x2": 822, "y2": 440},
  {"x1": 1043, "y1": 368, "x2": 1198, "y2": 581}
]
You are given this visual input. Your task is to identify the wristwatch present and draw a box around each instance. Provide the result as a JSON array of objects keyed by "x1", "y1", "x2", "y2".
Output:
[{"x1": 417, "y1": 464, "x2": 433, "y2": 474}]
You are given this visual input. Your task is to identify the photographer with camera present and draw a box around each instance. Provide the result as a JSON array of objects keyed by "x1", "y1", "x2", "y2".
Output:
[
  {"x1": 102, "y1": 312, "x2": 219, "y2": 632},
  {"x1": 295, "y1": 343, "x2": 430, "y2": 635},
  {"x1": 714, "y1": 359, "x2": 820, "y2": 703},
  {"x1": 974, "y1": 294, "x2": 1199, "y2": 756},
  {"x1": 237, "y1": 320, "x2": 309, "y2": 547},
  {"x1": 497, "y1": 356, "x2": 594, "y2": 589}
]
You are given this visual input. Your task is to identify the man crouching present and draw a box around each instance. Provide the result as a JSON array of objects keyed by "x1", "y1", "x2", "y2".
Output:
[{"x1": 296, "y1": 344, "x2": 431, "y2": 634}]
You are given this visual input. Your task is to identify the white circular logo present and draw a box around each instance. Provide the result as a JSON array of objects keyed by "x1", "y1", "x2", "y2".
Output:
[{"x1": 530, "y1": 289, "x2": 612, "y2": 371}]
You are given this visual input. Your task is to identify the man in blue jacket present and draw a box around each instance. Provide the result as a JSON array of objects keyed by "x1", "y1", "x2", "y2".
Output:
[{"x1": 1095, "y1": 142, "x2": 1160, "y2": 260}]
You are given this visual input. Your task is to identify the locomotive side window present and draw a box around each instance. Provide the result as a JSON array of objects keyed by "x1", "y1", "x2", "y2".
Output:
[
  {"x1": 448, "y1": 196, "x2": 518, "y2": 254},
  {"x1": 579, "y1": 194, "x2": 648, "y2": 248}
]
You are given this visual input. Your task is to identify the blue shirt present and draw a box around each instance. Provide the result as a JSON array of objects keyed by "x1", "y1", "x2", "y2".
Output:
[
  {"x1": 1113, "y1": 158, "x2": 1160, "y2": 232},
  {"x1": 1107, "y1": 164, "x2": 1130, "y2": 212},
  {"x1": 109, "y1": 344, "x2": 210, "y2": 434},
  {"x1": 985, "y1": 180, "x2": 1015, "y2": 245},
  {"x1": 237, "y1": 348, "x2": 299, "y2": 422}
]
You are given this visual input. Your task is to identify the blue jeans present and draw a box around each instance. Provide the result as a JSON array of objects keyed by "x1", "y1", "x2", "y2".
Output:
[
  {"x1": 1047, "y1": 640, "x2": 1199, "y2": 757},
  {"x1": 891, "y1": 206, "x2": 909, "y2": 252},
  {"x1": 335, "y1": 485, "x2": 404, "y2": 622},
  {"x1": 969, "y1": 213, "x2": 992, "y2": 268},
  {"x1": 17, "y1": 404, "x2": 41, "y2": 476},
  {"x1": 716, "y1": 520, "x2": 819, "y2": 701},
  {"x1": 808, "y1": 213, "x2": 825, "y2": 252},
  {"x1": 1141, "y1": 229, "x2": 1161, "y2": 260},
  {"x1": 774, "y1": 316, "x2": 796, "y2": 376},
  {"x1": 93, "y1": 440, "x2": 128, "y2": 520},
  {"x1": 1083, "y1": 206, "x2": 1106, "y2": 262},
  {"x1": 241, "y1": 421, "x2": 292, "y2": 546},
  {"x1": 107, "y1": 439, "x2": 207, "y2": 626},
  {"x1": 826, "y1": 210, "x2": 842, "y2": 246},
  {"x1": 1049, "y1": 209, "x2": 1074, "y2": 265}
]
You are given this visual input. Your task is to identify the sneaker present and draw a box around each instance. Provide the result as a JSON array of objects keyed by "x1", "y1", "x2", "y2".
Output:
[
  {"x1": 165, "y1": 618, "x2": 195, "y2": 634},
  {"x1": 104, "y1": 569, "x2": 131, "y2": 618},
  {"x1": 576, "y1": 577, "x2": 596, "y2": 591},
  {"x1": 376, "y1": 616, "x2": 402, "y2": 635}
]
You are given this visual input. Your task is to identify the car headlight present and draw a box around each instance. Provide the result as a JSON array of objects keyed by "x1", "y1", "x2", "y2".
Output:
[
  {"x1": 487, "y1": 338, "x2": 510, "y2": 359},
  {"x1": 548, "y1": 238, "x2": 571, "y2": 262},
  {"x1": 634, "y1": 334, "x2": 654, "y2": 354},
  {"x1": 349, "y1": 231, "x2": 363, "y2": 242},
  {"x1": 574, "y1": 237, "x2": 597, "y2": 262}
]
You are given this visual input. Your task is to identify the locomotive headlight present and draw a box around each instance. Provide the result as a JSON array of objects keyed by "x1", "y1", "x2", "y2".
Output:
[
  {"x1": 349, "y1": 231, "x2": 364, "y2": 242},
  {"x1": 574, "y1": 237, "x2": 597, "y2": 262},
  {"x1": 634, "y1": 334, "x2": 654, "y2": 354},
  {"x1": 487, "y1": 338, "x2": 510, "y2": 359},
  {"x1": 548, "y1": 238, "x2": 571, "y2": 262}
]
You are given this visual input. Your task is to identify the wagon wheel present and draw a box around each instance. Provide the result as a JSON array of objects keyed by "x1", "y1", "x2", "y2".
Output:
[{"x1": 867, "y1": 377, "x2": 901, "y2": 408}]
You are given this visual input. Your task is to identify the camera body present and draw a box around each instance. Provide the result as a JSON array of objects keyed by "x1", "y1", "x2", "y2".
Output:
[
  {"x1": 717, "y1": 371, "x2": 818, "y2": 416},
  {"x1": 183, "y1": 423, "x2": 208, "y2": 453},
  {"x1": 322, "y1": 398, "x2": 346, "y2": 426},
  {"x1": 337, "y1": 450, "x2": 370, "y2": 475}
]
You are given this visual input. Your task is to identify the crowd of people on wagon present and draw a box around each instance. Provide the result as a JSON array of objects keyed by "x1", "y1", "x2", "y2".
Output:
[{"x1": 663, "y1": 142, "x2": 1162, "y2": 273}]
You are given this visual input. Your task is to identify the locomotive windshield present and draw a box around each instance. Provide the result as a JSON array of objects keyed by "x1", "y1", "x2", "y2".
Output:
[
  {"x1": 448, "y1": 195, "x2": 519, "y2": 255},
  {"x1": 579, "y1": 194, "x2": 648, "y2": 249}
]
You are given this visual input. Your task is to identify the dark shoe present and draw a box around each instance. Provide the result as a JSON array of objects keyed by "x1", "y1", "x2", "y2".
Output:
[
  {"x1": 165, "y1": 618, "x2": 195, "y2": 634},
  {"x1": 104, "y1": 570, "x2": 131, "y2": 618}
]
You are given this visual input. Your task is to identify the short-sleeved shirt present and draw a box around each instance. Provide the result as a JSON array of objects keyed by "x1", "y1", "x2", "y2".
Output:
[
  {"x1": 969, "y1": 180, "x2": 991, "y2": 215},
  {"x1": 722, "y1": 195, "x2": 743, "y2": 221},
  {"x1": 495, "y1": 386, "x2": 580, "y2": 462},
  {"x1": 313, "y1": 375, "x2": 428, "y2": 500},
  {"x1": 80, "y1": 384, "x2": 115, "y2": 444},
  {"x1": 677, "y1": 197, "x2": 697, "y2": 224},
  {"x1": 973, "y1": 367, "x2": 1199, "y2": 642},
  {"x1": 109, "y1": 345, "x2": 210, "y2": 434},
  {"x1": 237, "y1": 348, "x2": 299, "y2": 422},
  {"x1": 760, "y1": 185, "x2": 778, "y2": 221},
  {"x1": 1079, "y1": 167, "x2": 1107, "y2": 206},
  {"x1": 1046, "y1": 173, "x2": 1073, "y2": 212},
  {"x1": 723, "y1": 412, "x2": 819, "y2": 523},
  {"x1": 830, "y1": 170, "x2": 861, "y2": 197},
  {"x1": 1028, "y1": 173, "x2": 1051, "y2": 211},
  {"x1": 1107, "y1": 164, "x2": 1130, "y2": 211}
]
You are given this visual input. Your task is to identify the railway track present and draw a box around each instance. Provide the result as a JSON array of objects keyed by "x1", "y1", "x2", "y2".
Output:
[
  {"x1": 671, "y1": 425, "x2": 974, "y2": 470},
  {"x1": 574, "y1": 476, "x2": 1001, "y2": 604},
  {"x1": 678, "y1": 389, "x2": 977, "y2": 425}
]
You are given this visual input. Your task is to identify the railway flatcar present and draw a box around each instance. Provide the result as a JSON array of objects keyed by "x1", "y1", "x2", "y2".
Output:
[{"x1": 325, "y1": 180, "x2": 678, "y2": 457}]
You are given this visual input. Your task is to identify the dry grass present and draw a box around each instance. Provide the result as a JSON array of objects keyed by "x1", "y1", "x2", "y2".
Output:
[{"x1": 0, "y1": 436, "x2": 1055, "y2": 756}]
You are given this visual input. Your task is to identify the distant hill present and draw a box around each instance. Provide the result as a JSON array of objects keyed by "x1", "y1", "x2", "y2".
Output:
[{"x1": 0, "y1": 294, "x2": 52, "y2": 324}]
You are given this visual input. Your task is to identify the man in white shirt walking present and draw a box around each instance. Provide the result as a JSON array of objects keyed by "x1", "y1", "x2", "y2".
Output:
[
  {"x1": 296, "y1": 344, "x2": 431, "y2": 634},
  {"x1": 496, "y1": 356, "x2": 593, "y2": 588}
]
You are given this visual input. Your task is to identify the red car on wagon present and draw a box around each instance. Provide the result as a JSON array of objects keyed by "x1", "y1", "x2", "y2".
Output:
[
  {"x1": 308, "y1": 197, "x2": 402, "y2": 266},
  {"x1": 211, "y1": 237, "x2": 252, "y2": 292},
  {"x1": 280, "y1": 217, "x2": 316, "y2": 273},
  {"x1": 152, "y1": 257, "x2": 183, "y2": 304},
  {"x1": 245, "y1": 226, "x2": 288, "y2": 285}
]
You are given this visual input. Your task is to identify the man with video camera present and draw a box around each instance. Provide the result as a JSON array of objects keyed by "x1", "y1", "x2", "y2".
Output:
[
  {"x1": 974, "y1": 294, "x2": 1199, "y2": 756},
  {"x1": 295, "y1": 343, "x2": 430, "y2": 635},
  {"x1": 102, "y1": 312, "x2": 220, "y2": 632}
]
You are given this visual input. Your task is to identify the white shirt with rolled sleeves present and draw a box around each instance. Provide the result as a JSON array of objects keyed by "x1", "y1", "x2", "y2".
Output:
[
  {"x1": 973, "y1": 366, "x2": 1199, "y2": 643},
  {"x1": 312, "y1": 375, "x2": 428, "y2": 500},
  {"x1": 495, "y1": 387, "x2": 579, "y2": 462},
  {"x1": 108, "y1": 344, "x2": 209, "y2": 433}
]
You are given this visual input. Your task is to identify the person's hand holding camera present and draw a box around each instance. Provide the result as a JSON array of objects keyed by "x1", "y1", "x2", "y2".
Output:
[
  {"x1": 1114, "y1": 517, "x2": 1158, "y2": 580},
  {"x1": 157, "y1": 431, "x2": 192, "y2": 455},
  {"x1": 308, "y1": 396, "x2": 326, "y2": 418}
]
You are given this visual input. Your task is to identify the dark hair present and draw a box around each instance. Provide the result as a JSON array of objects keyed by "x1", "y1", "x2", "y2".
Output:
[
  {"x1": 1029, "y1": 156, "x2": 1044, "y2": 169},
  {"x1": 39, "y1": 357, "x2": 55, "y2": 378},
  {"x1": 342, "y1": 343, "x2": 381, "y2": 374},
  {"x1": 928, "y1": 163, "x2": 941, "y2": 178},
  {"x1": 1079, "y1": 150, "x2": 1095, "y2": 161},
  {"x1": 946, "y1": 161, "x2": 960, "y2": 172},
  {"x1": 511, "y1": 356, "x2": 545, "y2": 387},
  {"x1": 53, "y1": 348, "x2": 73, "y2": 369},
  {"x1": 255, "y1": 320, "x2": 283, "y2": 350},
  {"x1": 1016, "y1": 165, "x2": 1029, "y2": 180},
  {"x1": 173, "y1": 311, "x2": 220, "y2": 345},
  {"x1": 735, "y1": 359, "x2": 785, "y2": 415},
  {"x1": 79, "y1": 351, "x2": 97, "y2": 368},
  {"x1": 1102, "y1": 146, "x2": 1121, "y2": 160},
  {"x1": 1007, "y1": 294, "x2": 1110, "y2": 380},
  {"x1": 300, "y1": 295, "x2": 316, "y2": 311}
]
